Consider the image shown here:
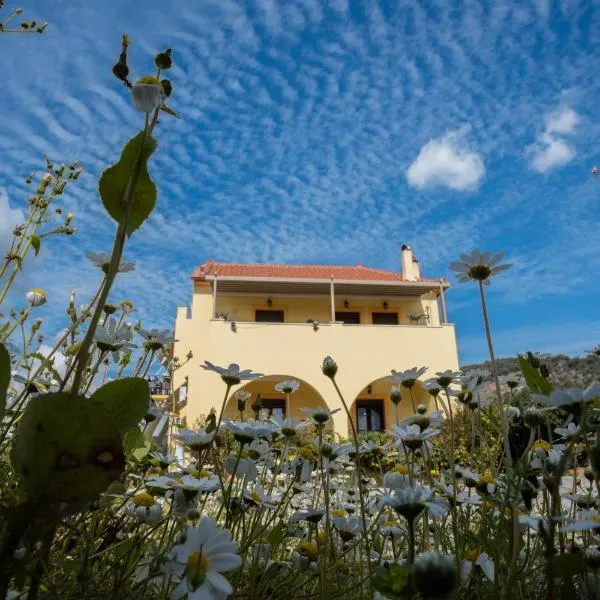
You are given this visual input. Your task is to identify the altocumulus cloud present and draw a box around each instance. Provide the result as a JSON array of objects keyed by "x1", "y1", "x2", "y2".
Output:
[
  {"x1": 529, "y1": 105, "x2": 580, "y2": 173},
  {"x1": 405, "y1": 129, "x2": 485, "y2": 192},
  {"x1": 0, "y1": 188, "x2": 23, "y2": 251}
]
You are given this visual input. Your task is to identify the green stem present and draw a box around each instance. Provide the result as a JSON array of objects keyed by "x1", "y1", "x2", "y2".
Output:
[
  {"x1": 330, "y1": 378, "x2": 373, "y2": 597},
  {"x1": 70, "y1": 119, "x2": 154, "y2": 395}
]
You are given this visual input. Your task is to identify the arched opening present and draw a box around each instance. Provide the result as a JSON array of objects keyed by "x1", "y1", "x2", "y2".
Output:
[
  {"x1": 223, "y1": 375, "x2": 330, "y2": 424},
  {"x1": 349, "y1": 377, "x2": 432, "y2": 434}
]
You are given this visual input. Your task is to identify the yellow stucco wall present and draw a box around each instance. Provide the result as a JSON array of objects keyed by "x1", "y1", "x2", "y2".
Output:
[
  {"x1": 173, "y1": 285, "x2": 459, "y2": 438},
  {"x1": 213, "y1": 292, "x2": 440, "y2": 326}
]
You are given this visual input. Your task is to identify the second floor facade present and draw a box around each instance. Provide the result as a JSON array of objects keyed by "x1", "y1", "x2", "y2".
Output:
[{"x1": 173, "y1": 245, "x2": 459, "y2": 437}]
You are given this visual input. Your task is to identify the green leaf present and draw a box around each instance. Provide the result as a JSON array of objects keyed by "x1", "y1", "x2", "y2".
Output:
[
  {"x1": 91, "y1": 377, "x2": 150, "y2": 434},
  {"x1": 0, "y1": 343, "x2": 10, "y2": 421},
  {"x1": 30, "y1": 235, "x2": 41, "y2": 256},
  {"x1": 123, "y1": 427, "x2": 151, "y2": 462},
  {"x1": 267, "y1": 521, "x2": 287, "y2": 547},
  {"x1": 518, "y1": 355, "x2": 552, "y2": 395},
  {"x1": 372, "y1": 564, "x2": 409, "y2": 599},
  {"x1": 99, "y1": 131, "x2": 158, "y2": 237},
  {"x1": 11, "y1": 392, "x2": 125, "y2": 502},
  {"x1": 550, "y1": 553, "x2": 586, "y2": 579},
  {"x1": 160, "y1": 105, "x2": 181, "y2": 118}
]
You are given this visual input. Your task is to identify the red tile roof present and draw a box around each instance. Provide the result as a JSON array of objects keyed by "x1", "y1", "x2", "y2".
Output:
[{"x1": 191, "y1": 260, "x2": 440, "y2": 284}]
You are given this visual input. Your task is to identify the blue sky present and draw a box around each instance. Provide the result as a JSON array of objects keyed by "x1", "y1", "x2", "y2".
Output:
[{"x1": 1, "y1": 0, "x2": 600, "y2": 365}]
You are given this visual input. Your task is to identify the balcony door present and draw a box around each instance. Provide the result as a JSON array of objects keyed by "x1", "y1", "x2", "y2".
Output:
[
  {"x1": 261, "y1": 398, "x2": 286, "y2": 420},
  {"x1": 356, "y1": 399, "x2": 384, "y2": 433},
  {"x1": 372, "y1": 312, "x2": 398, "y2": 325},
  {"x1": 335, "y1": 311, "x2": 361, "y2": 324},
  {"x1": 255, "y1": 309, "x2": 284, "y2": 323}
]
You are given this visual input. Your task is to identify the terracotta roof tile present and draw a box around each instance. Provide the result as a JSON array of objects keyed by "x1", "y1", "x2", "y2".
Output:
[{"x1": 191, "y1": 260, "x2": 440, "y2": 284}]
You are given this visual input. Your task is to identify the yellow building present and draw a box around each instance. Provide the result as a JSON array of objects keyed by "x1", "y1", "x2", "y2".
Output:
[{"x1": 173, "y1": 245, "x2": 459, "y2": 438}]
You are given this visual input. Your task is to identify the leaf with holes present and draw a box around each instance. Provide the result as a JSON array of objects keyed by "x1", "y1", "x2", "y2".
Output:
[
  {"x1": 123, "y1": 427, "x2": 151, "y2": 462},
  {"x1": 11, "y1": 392, "x2": 125, "y2": 502},
  {"x1": 91, "y1": 377, "x2": 149, "y2": 434},
  {"x1": 99, "y1": 131, "x2": 158, "y2": 237}
]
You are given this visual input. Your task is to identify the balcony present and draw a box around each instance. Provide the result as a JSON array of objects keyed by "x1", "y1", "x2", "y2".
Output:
[{"x1": 203, "y1": 318, "x2": 458, "y2": 384}]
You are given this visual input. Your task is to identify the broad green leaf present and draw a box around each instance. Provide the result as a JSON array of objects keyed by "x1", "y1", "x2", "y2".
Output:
[
  {"x1": 30, "y1": 235, "x2": 41, "y2": 256},
  {"x1": 518, "y1": 355, "x2": 552, "y2": 395},
  {"x1": 0, "y1": 343, "x2": 9, "y2": 420},
  {"x1": 11, "y1": 392, "x2": 125, "y2": 502},
  {"x1": 123, "y1": 427, "x2": 151, "y2": 462},
  {"x1": 99, "y1": 131, "x2": 158, "y2": 237},
  {"x1": 550, "y1": 553, "x2": 586, "y2": 579},
  {"x1": 91, "y1": 377, "x2": 150, "y2": 434},
  {"x1": 267, "y1": 521, "x2": 287, "y2": 547}
]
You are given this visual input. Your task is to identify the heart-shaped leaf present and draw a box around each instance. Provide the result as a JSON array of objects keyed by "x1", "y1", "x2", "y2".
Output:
[
  {"x1": 91, "y1": 377, "x2": 150, "y2": 434},
  {"x1": 99, "y1": 131, "x2": 158, "y2": 237},
  {"x1": 123, "y1": 427, "x2": 152, "y2": 462},
  {"x1": 11, "y1": 392, "x2": 125, "y2": 502}
]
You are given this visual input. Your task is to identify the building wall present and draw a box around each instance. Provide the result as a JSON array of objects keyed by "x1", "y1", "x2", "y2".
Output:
[
  {"x1": 213, "y1": 292, "x2": 440, "y2": 326},
  {"x1": 173, "y1": 284, "x2": 458, "y2": 438}
]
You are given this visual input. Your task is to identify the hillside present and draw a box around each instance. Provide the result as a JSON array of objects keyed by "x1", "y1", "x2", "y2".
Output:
[{"x1": 462, "y1": 352, "x2": 600, "y2": 389}]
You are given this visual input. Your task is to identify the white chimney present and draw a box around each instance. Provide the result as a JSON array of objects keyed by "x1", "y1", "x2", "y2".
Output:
[
  {"x1": 401, "y1": 244, "x2": 419, "y2": 281},
  {"x1": 412, "y1": 256, "x2": 421, "y2": 279}
]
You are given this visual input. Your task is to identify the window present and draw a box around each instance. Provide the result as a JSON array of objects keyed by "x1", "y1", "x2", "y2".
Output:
[
  {"x1": 356, "y1": 400, "x2": 384, "y2": 433},
  {"x1": 261, "y1": 398, "x2": 286, "y2": 420},
  {"x1": 255, "y1": 309, "x2": 284, "y2": 323},
  {"x1": 372, "y1": 312, "x2": 399, "y2": 325},
  {"x1": 335, "y1": 311, "x2": 361, "y2": 324}
]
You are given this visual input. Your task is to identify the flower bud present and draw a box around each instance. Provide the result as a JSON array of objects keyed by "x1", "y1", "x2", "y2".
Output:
[
  {"x1": 413, "y1": 551, "x2": 457, "y2": 599},
  {"x1": 161, "y1": 79, "x2": 173, "y2": 97},
  {"x1": 390, "y1": 385, "x2": 401, "y2": 406},
  {"x1": 132, "y1": 77, "x2": 164, "y2": 113},
  {"x1": 524, "y1": 407, "x2": 545, "y2": 428},
  {"x1": 155, "y1": 48, "x2": 172, "y2": 70},
  {"x1": 26, "y1": 288, "x2": 47, "y2": 307},
  {"x1": 590, "y1": 443, "x2": 600, "y2": 476},
  {"x1": 417, "y1": 404, "x2": 427, "y2": 415},
  {"x1": 321, "y1": 356, "x2": 338, "y2": 379}
]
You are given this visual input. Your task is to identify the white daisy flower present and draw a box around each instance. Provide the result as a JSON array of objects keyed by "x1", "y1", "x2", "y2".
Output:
[
  {"x1": 274, "y1": 379, "x2": 300, "y2": 394},
  {"x1": 301, "y1": 406, "x2": 341, "y2": 425},
  {"x1": 449, "y1": 250, "x2": 512, "y2": 285},
  {"x1": 168, "y1": 517, "x2": 241, "y2": 600},
  {"x1": 201, "y1": 361, "x2": 263, "y2": 385},
  {"x1": 532, "y1": 384, "x2": 600, "y2": 408}
]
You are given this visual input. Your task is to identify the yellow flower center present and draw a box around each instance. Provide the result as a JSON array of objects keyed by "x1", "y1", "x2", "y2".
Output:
[
  {"x1": 332, "y1": 509, "x2": 346, "y2": 518},
  {"x1": 479, "y1": 469, "x2": 496, "y2": 485},
  {"x1": 186, "y1": 551, "x2": 209, "y2": 587},
  {"x1": 465, "y1": 548, "x2": 482, "y2": 562},
  {"x1": 298, "y1": 447, "x2": 317, "y2": 462},
  {"x1": 297, "y1": 541, "x2": 319, "y2": 557},
  {"x1": 317, "y1": 531, "x2": 327, "y2": 544},
  {"x1": 390, "y1": 465, "x2": 409, "y2": 475},
  {"x1": 193, "y1": 469, "x2": 212, "y2": 479},
  {"x1": 132, "y1": 492, "x2": 155, "y2": 507},
  {"x1": 532, "y1": 439, "x2": 550, "y2": 453},
  {"x1": 251, "y1": 491, "x2": 262, "y2": 503},
  {"x1": 430, "y1": 469, "x2": 440, "y2": 477}
]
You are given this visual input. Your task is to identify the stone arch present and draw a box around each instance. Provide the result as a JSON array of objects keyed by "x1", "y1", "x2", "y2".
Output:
[
  {"x1": 223, "y1": 375, "x2": 330, "y2": 423},
  {"x1": 349, "y1": 376, "x2": 432, "y2": 434}
]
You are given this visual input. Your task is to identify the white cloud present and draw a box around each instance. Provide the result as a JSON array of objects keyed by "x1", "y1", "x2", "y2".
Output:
[
  {"x1": 0, "y1": 188, "x2": 24, "y2": 254},
  {"x1": 530, "y1": 106, "x2": 579, "y2": 173},
  {"x1": 406, "y1": 129, "x2": 485, "y2": 191}
]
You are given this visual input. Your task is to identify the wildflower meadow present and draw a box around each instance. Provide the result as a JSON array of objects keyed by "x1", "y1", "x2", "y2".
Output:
[{"x1": 2, "y1": 10, "x2": 600, "y2": 600}]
